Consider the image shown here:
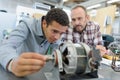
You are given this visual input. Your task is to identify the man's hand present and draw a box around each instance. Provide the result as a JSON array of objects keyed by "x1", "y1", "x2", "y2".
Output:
[
  {"x1": 96, "y1": 45, "x2": 107, "y2": 56},
  {"x1": 10, "y1": 52, "x2": 47, "y2": 77}
]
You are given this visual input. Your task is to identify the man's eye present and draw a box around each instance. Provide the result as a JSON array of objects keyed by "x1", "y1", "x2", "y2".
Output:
[
  {"x1": 72, "y1": 19, "x2": 75, "y2": 22},
  {"x1": 52, "y1": 30, "x2": 58, "y2": 33},
  {"x1": 78, "y1": 17, "x2": 82, "y2": 21}
]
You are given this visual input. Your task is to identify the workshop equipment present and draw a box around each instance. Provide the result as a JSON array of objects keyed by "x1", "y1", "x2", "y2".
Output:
[
  {"x1": 44, "y1": 42, "x2": 102, "y2": 80},
  {"x1": 108, "y1": 41, "x2": 120, "y2": 72}
]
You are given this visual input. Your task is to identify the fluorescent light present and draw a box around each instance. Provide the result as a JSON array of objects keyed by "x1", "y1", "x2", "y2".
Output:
[
  {"x1": 63, "y1": 0, "x2": 68, "y2": 2},
  {"x1": 107, "y1": 0, "x2": 120, "y2": 4},
  {"x1": 87, "y1": 4, "x2": 101, "y2": 10}
]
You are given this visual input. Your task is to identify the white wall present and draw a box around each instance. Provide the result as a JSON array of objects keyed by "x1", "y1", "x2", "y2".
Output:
[
  {"x1": 0, "y1": 12, "x2": 16, "y2": 42},
  {"x1": 112, "y1": 17, "x2": 120, "y2": 34},
  {"x1": 0, "y1": 0, "x2": 48, "y2": 41},
  {"x1": 0, "y1": 0, "x2": 34, "y2": 13}
]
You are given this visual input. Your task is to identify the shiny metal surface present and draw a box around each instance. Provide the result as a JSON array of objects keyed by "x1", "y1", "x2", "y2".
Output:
[{"x1": 60, "y1": 42, "x2": 100, "y2": 74}]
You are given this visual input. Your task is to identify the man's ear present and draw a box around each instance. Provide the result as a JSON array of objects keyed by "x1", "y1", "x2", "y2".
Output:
[
  {"x1": 42, "y1": 19, "x2": 47, "y2": 27},
  {"x1": 86, "y1": 14, "x2": 90, "y2": 21},
  {"x1": 87, "y1": 14, "x2": 90, "y2": 21}
]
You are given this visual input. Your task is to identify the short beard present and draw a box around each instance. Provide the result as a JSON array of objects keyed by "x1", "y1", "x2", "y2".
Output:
[
  {"x1": 73, "y1": 26, "x2": 86, "y2": 34},
  {"x1": 73, "y1": 27, "x2": 79, "y2": 33}
]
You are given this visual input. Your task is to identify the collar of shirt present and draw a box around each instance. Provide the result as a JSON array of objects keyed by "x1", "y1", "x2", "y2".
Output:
[
  {"x1": 31, "y1": 16, "x2": 46, "y2": 45},
  {"x1": 32, "y1": 16, "x2": 45, "y2": 38}
]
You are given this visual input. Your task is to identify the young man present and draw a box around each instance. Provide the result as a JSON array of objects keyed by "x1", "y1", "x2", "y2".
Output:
[
  {"x1": 0, "y1": 8, "x2": 69, "y2": 78},
  {"x1": 62, "y1": 5, "x2": 106, "y2": 79}
]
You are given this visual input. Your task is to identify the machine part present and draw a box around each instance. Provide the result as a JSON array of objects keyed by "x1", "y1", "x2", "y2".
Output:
[
  {"x1": 108, "y1": 41, "x2": 120, "y2": 54},
  {"x1": 44, "y1": 51, "x2": 63, "y2": 80},
  {"x1": 91, "y1": 47, "x2": 102, "y2": 69},
  {"x1": 45, "y1": 49, "x2": 63, "y2": 72},
  {"x1": 80, "y1": 43, "x2": 93, "y2": 73},
  {"x1": 44, "y1": 42, "x2": 101, "y2": 80},
  {"x1": 59, "y1": 42, "x2": 99, "y2": 74},
  {"x1": 53, "y1": 49, "x2": 63, "y2": 72},
  {"x1": 45, "y1": 55, "x2": 54, "y2": 61}
]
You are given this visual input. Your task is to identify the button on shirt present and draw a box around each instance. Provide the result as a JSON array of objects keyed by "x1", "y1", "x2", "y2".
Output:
[{"x1": 62, "y1": 21, "x2": 103, "y2": 47}]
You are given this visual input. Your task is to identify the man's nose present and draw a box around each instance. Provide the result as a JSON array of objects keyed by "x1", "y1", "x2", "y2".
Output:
[{"x1": 54, "y1": 34, "x2": 61, "y2": 40}]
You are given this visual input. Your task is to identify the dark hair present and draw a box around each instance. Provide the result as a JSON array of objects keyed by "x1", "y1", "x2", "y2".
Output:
[
  {"x1": 45, "y1": 8, "x2": 69, "y2": 26},
  {"x1": 71, "y1": 5, "x2": 87, "y2": 15}
]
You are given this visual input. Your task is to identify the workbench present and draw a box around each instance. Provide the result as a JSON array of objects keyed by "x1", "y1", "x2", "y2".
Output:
[{"x1": 0, "y1": 61, "x2": 119, "y2": 80}]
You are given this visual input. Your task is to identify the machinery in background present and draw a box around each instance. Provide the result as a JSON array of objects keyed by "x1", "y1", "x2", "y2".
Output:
[
  {"x1": 45, "y1": 42, "x2": 102, "y2": 80},
  {"x1": 107, "y1": 41, "x2": 120, "y2": 72},
  {"x1": 102, "y1": 34, "x2": 114, "y2": 49}
]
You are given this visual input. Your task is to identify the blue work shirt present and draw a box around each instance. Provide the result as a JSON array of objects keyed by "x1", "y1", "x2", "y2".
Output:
[{"x1": 0, "y1": 17, "x2": 61, "y2": 70}]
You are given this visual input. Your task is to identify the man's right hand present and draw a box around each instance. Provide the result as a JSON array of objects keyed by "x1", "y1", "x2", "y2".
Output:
[
  {"x1": 96, "y1": 45, "x2": 107, "y2": 56},
  {"x1": 10, "y1": 52, "x2": 47, "y2": 77}
]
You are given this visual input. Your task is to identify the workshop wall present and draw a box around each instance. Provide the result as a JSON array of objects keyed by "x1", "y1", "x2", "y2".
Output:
[
  {"x1": 0, "y1": 12, "x2": 16, "y2": 42},
  {"x1": 88, "y1": 5, "x2": 116, "y2": 35}
]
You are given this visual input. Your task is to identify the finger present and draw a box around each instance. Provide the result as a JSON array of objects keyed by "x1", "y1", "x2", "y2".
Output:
[
  {"x1": 19, "y1": 65, "x2": 43, "y2": 71},
  {"x1": 11, "y1": 58, "x2": 45, "y2": 76},
  {"x1": 19, "y1": 58, "x2": 46, "y2": 66},
  {"x1": 20, "y1": 53, "x2": 47, "y2": 61}
]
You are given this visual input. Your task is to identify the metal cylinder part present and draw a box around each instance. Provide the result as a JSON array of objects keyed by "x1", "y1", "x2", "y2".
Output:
[
  {"x1": 59, "y1": 42, "x2": 91, "y2": 74},
  {"x1": 46, "y1": 42, "x2": 100, "y2": 75}
]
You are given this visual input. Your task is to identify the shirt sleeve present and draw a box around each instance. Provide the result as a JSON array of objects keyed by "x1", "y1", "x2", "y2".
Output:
[
  {"x1": 94, "y1": 24, "x2": 103, "y2": 45},
  {"x1": 61, "y1": 27, "x2": 73, "y2": 42},
  {"x1": 0, "y1": 21, "x2": 29, "y2": 70}
]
